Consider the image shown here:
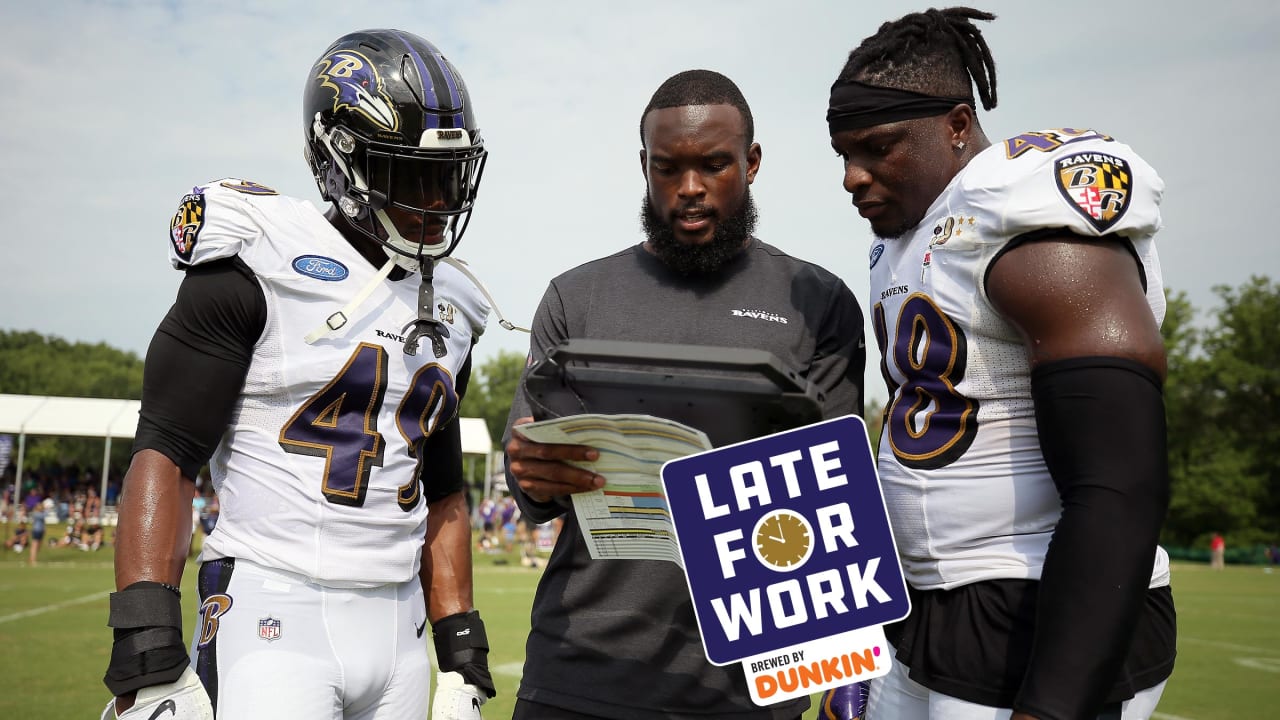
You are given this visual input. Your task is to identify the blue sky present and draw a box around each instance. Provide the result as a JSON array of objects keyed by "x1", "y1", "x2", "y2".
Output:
[{"x1": 2, "y1": 0, "x2": 1276, "y2": 405}]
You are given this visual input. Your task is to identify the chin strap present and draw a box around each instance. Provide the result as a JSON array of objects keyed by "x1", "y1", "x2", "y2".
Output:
[
  {"x1": 303, "y1": 253, "x2": 530, "y2": 349},
  {"x1": 402, "y1": 258, "x2": 450, "y2": 357},
  {"x1": 303, "y1": 257, "x2": 397, "y2": 345},
  {"x1": 438, "y1": 257, "x2": 530, "y2": 334}
]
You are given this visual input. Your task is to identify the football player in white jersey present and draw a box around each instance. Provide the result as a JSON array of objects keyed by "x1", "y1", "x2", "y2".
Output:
[
  {"x1": 103, "y1": 29, "x2": 500, "y2": 720},
  {"x1": 826, "y1": 8, "x2": 1175, "y2": 720}
]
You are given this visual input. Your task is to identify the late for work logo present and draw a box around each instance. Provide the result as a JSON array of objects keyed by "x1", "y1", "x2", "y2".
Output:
[{"x1": 661, "y1": 415, "x2": 910, "y2": 704}]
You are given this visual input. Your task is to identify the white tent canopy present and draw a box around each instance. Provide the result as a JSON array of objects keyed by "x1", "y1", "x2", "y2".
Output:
[
  {"x1": 0, "y1": 394, "x2": 494, "y2": 510},
  {"x1": 458, "y1": 417, "x2": 491, "y2": 456},
  {"x1": 0, "y1": 395, "x2": 142, "y2": 439},
  {"x1": 458, "y1": 417, "x2": 495, "y2": 498},
  {"x1": 0, "y1": 394, "x2": 142, "y2": 510}
]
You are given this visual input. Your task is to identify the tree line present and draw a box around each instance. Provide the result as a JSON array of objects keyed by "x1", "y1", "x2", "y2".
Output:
[{"x1": 3, "y1": 277, "x2": 1276, "y2": 550}]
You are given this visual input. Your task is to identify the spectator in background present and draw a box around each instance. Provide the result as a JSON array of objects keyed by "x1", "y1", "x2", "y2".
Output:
[
  {"x1": 56, "y1": 487, "x2": 72, "y2": 523},
  {"x1": 23, "y1": 485, "x2": 41, "y2": 514},
  {"x1": 84, "y1": 485, "x2": 101, "y2": 521},
  {"x1": 5, "y1": 514, "x2": 29, "y2": 552},
  {"x1": 28, "y1": 505, "x2": 45, "y2": 566},
  {"x1": 1210, "y1": 533, "x2": 1226, "y2": 570},
  {"x1": 83, "y1": 486, "x2": 103, "y2": 551},
  {"x1": 477, "y1": 495, "x2": 498, "y2": 553},
  {"x1": 191, "y1": 492, "x2": 206, "y2": 537},
  {"x1": 57, "y1": 518, "x2": 86, "y2": 549},
  {"x1": 498, "y1": 495, "x2": 518, "y2": 552},
  {"x1": 198, "y1": 493, "x2": 219, "y2": 537},
  {"x1": 517, "y1": 513, "x2": 541, "y2": 569}
]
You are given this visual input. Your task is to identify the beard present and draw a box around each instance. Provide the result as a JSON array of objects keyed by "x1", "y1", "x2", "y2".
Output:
[{"x1": 640, "y1": 190, "x2": 759, "y2": 276}]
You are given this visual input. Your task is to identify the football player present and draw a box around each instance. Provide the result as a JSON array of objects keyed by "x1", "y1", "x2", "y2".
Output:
[
  {"x1": 102, "y1": 29, "x2": 499, "y2": 720},
  {"x1": 827, "y1": 8, "x2": 1176, "y2": 720}
]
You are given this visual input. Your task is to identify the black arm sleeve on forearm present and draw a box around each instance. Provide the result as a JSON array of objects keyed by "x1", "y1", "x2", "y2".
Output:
[
  {"x1": 422, "y1": 417, "x2": 465, "y2": 504},
  {"x1": 1014, "y1": 356, "x2": 1170, "y2": 720},
  {"x1": 132, "y1": 258, "x2": 266, "y2": 480},
  {"x1": 420, "y1": 348, "x2": 472, "y2": 503}
]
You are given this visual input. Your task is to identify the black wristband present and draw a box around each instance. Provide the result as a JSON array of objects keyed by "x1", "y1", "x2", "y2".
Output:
[
  {"x1": 432, "y1": 610, "x2": 496, "y2": 698},
  {"x1": 103, "y1": 581, "x2": 190, "y2": 696}
]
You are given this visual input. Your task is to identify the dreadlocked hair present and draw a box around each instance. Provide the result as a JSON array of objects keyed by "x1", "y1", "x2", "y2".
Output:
[{"x1": 837, "y1": 7, "x2": 997, "y2": 111}]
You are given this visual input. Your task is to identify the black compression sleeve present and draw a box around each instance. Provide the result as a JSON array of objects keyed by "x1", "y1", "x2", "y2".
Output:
[
  {"x1": 132, "y1": 258, "x2": 266, "y2": 480},
  {"x1": 456, "y1": 347, "x2": 473, "y2": 401},
  {"x1": 422, "y1": 417, "x2": 465, "y2": 503},
  {"x1": 1015, "y1": 357, "x2": 1170, "y2": 720},
  {"x1": 421, "y1": 348, "x2": 473, "y2": 503}
]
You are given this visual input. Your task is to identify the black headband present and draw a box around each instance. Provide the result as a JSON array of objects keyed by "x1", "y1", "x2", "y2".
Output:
[{"x1": 827, "y1": 80, "x2": 971, "y2": 134}]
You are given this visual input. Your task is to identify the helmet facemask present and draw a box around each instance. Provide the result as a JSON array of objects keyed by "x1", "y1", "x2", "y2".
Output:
[{"x1": 309, "y1": 115, "x2": 487, "y2": 271}]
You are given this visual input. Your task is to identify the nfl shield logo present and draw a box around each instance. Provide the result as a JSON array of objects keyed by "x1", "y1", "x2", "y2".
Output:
[{"x1": 258, "y1": 616, "x2": 282, "y2": 642}]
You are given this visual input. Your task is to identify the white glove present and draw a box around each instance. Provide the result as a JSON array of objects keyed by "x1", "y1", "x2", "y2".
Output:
[
  {"x1": 431, "y1": 670, "x2": 486, "y2": 720},
  {"x1": 101, "y1": 666, "x2": 214, "y2": 720}
]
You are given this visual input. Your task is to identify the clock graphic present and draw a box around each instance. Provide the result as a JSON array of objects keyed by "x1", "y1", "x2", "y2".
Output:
[{"x1": 752, "y1": 509, "x2": 815, "y2": 572}]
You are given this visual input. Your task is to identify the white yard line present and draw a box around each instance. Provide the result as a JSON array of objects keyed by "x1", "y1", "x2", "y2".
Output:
[
  {"x1": 0, "y1": 590, "x2": 109, "y2": 624},
  {"x1": 492, "y1": 661, "x2": 525, "y2": 678},
  {"x1": 1180, "y1": 635, "x2": 1280, "y2": 655}
]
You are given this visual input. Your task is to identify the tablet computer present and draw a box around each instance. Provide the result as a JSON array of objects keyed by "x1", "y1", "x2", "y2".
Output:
[{"x1": 522, "y1": 339, "x2": 826, "y2": 447}]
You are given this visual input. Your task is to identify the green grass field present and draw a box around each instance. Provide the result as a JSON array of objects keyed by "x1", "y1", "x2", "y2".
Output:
[{"x1": 1, "y1": 535, "x2": 1276, "y2": 719}]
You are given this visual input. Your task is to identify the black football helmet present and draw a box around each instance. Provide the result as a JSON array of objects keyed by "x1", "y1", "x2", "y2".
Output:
[{"x1": 303, "y1": 29, "x2": 487, "y2": 268}]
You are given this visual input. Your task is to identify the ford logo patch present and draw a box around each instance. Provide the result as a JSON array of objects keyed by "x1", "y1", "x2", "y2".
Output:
[
  {"x1": 869, "y1": 244, "x2": 885, "y2": 270},
  {"x1": 293, "y1": 255, "x2": 349, "y2": 281}
]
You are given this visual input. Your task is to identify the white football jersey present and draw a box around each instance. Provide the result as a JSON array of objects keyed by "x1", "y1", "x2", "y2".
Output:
[
  {"x1": 868, "y1": 129, "x2": 1170, "y2": 591},
  {"x1": 170, "y1": 179, "x2": 489, "y2": 586}
]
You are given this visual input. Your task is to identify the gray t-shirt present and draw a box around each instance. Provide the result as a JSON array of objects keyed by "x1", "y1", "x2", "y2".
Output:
[{"x1": 504, "y1": 239, "x2": 865, "y2": 719}]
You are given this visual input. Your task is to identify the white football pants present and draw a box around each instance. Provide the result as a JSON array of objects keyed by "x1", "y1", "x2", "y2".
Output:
[{"x1": 190, "y1": 558, "x2": 431, "y2": 720}]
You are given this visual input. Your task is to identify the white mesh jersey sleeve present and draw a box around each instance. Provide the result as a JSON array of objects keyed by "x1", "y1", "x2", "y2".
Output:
[
  {"x1": 166, "y1": 179, "x2": 295, "y2": 269},
  {"x1": 961, "y1": 127, "x2": 1163, "y2": 242}
]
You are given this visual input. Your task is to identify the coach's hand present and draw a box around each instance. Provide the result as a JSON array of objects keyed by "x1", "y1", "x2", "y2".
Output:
[{"x1": 506, "y1": 417, "x2": 605, "y2": 503}]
